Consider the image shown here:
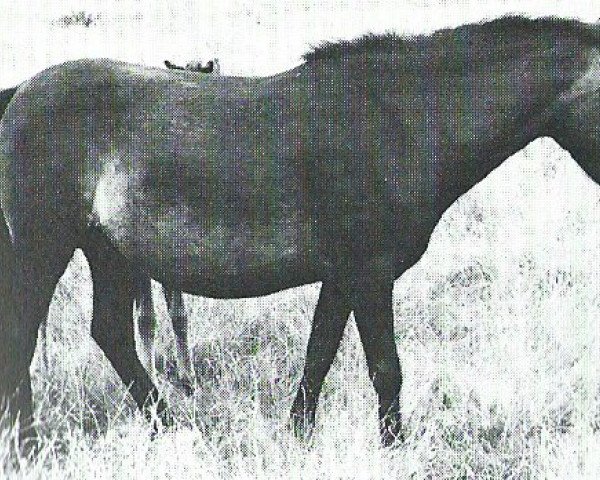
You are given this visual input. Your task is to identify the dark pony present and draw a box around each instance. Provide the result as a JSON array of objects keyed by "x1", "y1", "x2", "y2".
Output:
[{"x1": 1, "y1": 15, "x2": 600, "y2": 450}]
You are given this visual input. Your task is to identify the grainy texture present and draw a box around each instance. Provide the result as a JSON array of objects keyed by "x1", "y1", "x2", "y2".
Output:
[{"x1": 2, "y1": 2, "x2": 600, "y2": 478}]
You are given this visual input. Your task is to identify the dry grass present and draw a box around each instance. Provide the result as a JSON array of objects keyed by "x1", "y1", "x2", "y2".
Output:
[{"x1": 2, "y1": 138, "x2": 600, "y2": 478}]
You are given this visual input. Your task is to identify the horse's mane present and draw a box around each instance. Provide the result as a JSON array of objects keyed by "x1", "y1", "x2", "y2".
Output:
[{"x1": 303, "y1": 16, "x2": 600, "y2": 69}]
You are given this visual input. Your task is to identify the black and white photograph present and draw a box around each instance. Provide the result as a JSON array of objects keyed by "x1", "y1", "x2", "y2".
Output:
[{"x1": 1, "y1": 0, "x2": 600, "y2": 477}]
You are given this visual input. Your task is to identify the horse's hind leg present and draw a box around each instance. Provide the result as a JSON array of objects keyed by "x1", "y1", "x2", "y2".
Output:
[
  {"x1": 290, "y1": 281, "x2": 351, "y2": 440},
  {"x1": 83, "y1": 229, "x2": 169, "y2": 427},
  {"x1": 0, "y1": 216, "x2": 74, "y2": 452},
  {"x1": 135, "y1": 275, "x2": 157, "y2": 382},
  {"x1": 164, "y1": 287, "x2": 194, "y2": 395}
]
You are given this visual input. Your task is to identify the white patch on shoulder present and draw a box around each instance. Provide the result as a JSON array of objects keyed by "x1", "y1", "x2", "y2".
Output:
[
  {"x1": 561, "y1": 48, "x2": 600, "y2": 102},
  {"x1": 92, "y1": 161, "x2": 130, "y2": 226}
]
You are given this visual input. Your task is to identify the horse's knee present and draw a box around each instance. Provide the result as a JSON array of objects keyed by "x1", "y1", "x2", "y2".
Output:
[
  {"x1": 167, "y1": 291, "x2": 192, "y2": 362},
  {"x1": 136, "y1": 310, "x2": 157, "y2": 376},
  {"x1": 166, "y1": 290, "x2": 186, "y2": 327},
  {"x1": 171, "y1": 314, "x2": 187, "y2": 342}
]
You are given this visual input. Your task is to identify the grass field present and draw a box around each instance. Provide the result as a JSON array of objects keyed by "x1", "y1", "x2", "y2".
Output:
[{"x1": 2, "y1": 141, "x2": 600, "y2": 479}]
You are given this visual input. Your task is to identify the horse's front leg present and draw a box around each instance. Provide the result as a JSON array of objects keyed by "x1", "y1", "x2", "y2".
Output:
[
  {"x1": 353, "y1": 277, "x2": 402, "y2": 446},
  {"x1": 290, "y1": 281, "x2": 351, "y2": 441}
]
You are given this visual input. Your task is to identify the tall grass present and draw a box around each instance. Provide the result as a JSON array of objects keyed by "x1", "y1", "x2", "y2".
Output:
[{"x1": 2, "y1": 138, "x2": 600, "y2": 478}]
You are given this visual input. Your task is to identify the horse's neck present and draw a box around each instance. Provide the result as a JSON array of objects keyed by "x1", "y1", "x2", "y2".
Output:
[
  {"x1": 437, "y1": 49, "x2": 587, "y2": 210},
  {"x1": 370, "y1": 43, "x2": 588, "y2": 215}
]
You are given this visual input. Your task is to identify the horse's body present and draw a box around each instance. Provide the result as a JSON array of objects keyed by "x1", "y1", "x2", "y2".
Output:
[{"x1": 1, "y1": 16, "x2": 600, "y2": 448}]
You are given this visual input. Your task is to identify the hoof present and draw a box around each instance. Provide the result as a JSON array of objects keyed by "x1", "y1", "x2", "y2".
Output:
[
  {"x1": 18, "y1": 432, "x2": 41, "y2": 461},
  {"x1": 380, "y1": 428, "x2": 405, "y2": 448},
  {"x1": 144, "y1": 396, "x2": 173, "y2": 437},
  {"x1": 380, "y1": 412, "x2": 404, "y2": 447},
  {"x1": 156, "y1": 398, "x2": 174, "y2": 428},
  {"x1": 290, "y1": 410, "x2": 315, "y2": 445}
]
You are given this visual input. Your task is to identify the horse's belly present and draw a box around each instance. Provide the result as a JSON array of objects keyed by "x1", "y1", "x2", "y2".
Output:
[
  {"x1": 101, "y1": 201, "x2": 318, "y2": 298},
  {"x1": 159, "y1": 223, "x2": 317, "y2": 297}
]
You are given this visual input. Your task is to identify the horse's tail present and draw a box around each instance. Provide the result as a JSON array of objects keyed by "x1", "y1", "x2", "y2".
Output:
[
  {"x1": 0, "y1": 87, "x2": 18, "y2": 118},
  {"x1": 0, "y1": 87, "x2": 19, "y2": 373},
  {"x1": 0, "y1": 87, "x2": 18, "y2": 316},
  {"x1": 0, "y1": 207, "x2": 16, "y2": 350}
]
